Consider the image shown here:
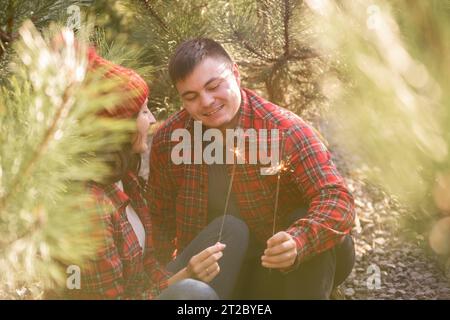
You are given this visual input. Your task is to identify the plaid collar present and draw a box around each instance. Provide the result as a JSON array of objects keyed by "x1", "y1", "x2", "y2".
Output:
[{"x1": 95, "y1": 171, "x2": 142, "y2": 210}]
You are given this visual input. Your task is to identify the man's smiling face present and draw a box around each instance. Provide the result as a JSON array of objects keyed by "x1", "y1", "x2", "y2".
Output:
[{"x1": 175, "y1": 57, "x2": 242, "y2": 132}]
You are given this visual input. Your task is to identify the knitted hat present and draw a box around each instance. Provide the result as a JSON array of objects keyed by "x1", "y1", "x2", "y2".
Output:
[{"x1": 87, "y1": 47, "x2": 149, "y2": 119}]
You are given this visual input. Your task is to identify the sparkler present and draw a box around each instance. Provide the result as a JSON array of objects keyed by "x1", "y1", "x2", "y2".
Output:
[
  {"x1": 268, "y1": 131, "x2": 287, "y2": 274},
  {"x1": 217, "y1": 146, "x2": 241, "y2": 242},
  {"x1": 272, "y1": 130, "x2": 287, "y2": 237},
  {"x1": 216, "y1": 130, "x2": 290, "y2": 248}
]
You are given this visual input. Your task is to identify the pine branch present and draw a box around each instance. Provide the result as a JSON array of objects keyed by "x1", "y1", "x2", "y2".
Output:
[
  {"x1": 0, "y1": 83, "x2": 75, "y2": 213},
  {"x1": 231, "y1": 29, "x2": 277, "y2": 62},
  {"x1": 0, "y1": 29, "x2": 12, "y2": 42},
  {"x1": 283, "y1": 0, "x2": 291, "y2": 56},
  {"x1": 265, "y1": 57, "x2": 286, "y2": 102},
  {"x1": 0, "y1": 1, "x2": 14, "y2": 58},
  {"x1": 0, "y1": 208, "x2": 43, "y2": 247},
  {"x1": 289, "y1": 47, "x2": 320, "y2": 60},
  {"x1": 140, "y1": 0, "x2": 169, "y2": 33},
  {"x1": 191, "y1": 1, "x2": 209, "y2": 11},
  {"x1": 6, "y1": 1, "x2": 14, "y2": 36}
]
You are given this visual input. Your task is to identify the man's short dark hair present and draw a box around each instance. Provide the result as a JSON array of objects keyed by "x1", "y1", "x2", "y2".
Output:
[{"x1": 168, "y1": 38, "x2": 233, "y2": 85}]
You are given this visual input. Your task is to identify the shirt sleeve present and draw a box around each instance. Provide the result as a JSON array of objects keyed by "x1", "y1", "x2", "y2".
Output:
[
  {"x1": 283, "y1": 122, "x2": 355, "y2": 266},
  {"x1": 143, "y1": 239, "x2": 172, "y2": 294}
]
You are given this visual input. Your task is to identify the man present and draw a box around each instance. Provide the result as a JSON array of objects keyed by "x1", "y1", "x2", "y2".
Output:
[{"x1": 147, "y1": 38, "x2": 355, "y2": 299}]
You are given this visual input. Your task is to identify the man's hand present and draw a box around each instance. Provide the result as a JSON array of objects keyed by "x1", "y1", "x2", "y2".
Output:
[
  {"x1": 261, "y1": 232, "x2": 297, "y2": 269},
  {"x1": 186, "y1": 242, "x2": 226, "y2": 283}
]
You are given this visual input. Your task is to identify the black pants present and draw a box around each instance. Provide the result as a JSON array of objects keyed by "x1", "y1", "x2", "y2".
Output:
[
  {"x1": 166, "y1": 215, "x2": 249, "y2": 299},
  {"x1": 232, "y1": 207, "x2": 356, "y2": 299},
  {"x1": 156, "y1": 279, "x2": 219, "y2": 300}
]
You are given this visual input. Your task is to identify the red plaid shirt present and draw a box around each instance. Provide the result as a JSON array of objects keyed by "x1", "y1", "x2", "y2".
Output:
[
  {"x1": 70, "y1": 172, "x2": 171, "y2": 299},
  {"x1": 147, "y1": 88, "x2": 355, "y2": 266}
]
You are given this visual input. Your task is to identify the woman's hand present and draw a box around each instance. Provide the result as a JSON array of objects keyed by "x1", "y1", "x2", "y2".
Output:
[{"x1": 186, "y1": 242, "x2": 226, "y2": 283}]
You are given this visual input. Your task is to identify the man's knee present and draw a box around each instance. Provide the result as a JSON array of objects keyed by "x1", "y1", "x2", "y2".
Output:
[
  {"x1": 211, "y1": 215, "x2": 249, "y2": 244},
  {"x1": 281, "y1": 247, "x2": 337, "y2": 299},
  {"x1": 334, "y1": 234, "x2": 355, "y2": 287}
]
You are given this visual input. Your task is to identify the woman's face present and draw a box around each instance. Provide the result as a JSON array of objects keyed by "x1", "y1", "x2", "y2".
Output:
[{"x1": 132, "y1": 99, "x2": 156, "y2": 153}]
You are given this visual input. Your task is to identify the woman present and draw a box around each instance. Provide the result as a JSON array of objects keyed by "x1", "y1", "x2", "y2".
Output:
[{"x1": 72, "y1": 47, "x2": 226, "y2": 300}]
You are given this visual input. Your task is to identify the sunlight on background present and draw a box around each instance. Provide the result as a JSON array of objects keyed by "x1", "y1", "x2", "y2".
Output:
[{"x1": 306, "y1": 0, "x2": 450, "y2": 256}]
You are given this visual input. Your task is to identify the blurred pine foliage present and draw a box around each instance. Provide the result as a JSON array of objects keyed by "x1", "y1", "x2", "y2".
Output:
[{"x1": 1, "y1": 0, "x2": 449, "y2": 298}]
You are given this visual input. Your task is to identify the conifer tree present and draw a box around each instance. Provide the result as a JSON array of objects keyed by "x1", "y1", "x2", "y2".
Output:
[
  {"x1": 0, "y1": 19, "x2": 141, "y2": 298},
  {"x1": 215, "y1": 0, "x2": 327, "y2": 117}
]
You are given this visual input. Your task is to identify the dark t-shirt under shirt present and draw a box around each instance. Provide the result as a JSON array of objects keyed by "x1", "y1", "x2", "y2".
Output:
[{"x1": 207, "y1": 163, "x2": 241, "y2": 223}]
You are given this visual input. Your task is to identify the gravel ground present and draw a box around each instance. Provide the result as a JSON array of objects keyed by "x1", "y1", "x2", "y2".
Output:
[{"x1": 339, "y1": 170, "x2": 450, "y2": 299}]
